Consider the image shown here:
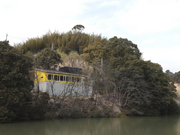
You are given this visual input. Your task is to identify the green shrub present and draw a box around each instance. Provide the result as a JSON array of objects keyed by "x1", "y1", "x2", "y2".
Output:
[
  {"x1": 58, "y1": 108, "x2": 86, "y2": 118},
  {"x1": 89, "y1": 110, "x2": 103, "y2": 118},
  {"x1": 69, "y1": 108, "x2": 86, "y2": 118}
]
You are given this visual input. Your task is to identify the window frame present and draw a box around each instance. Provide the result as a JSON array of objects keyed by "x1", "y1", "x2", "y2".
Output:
[
  {"x1": 60, "y1": 75, "x2": 65, "y2": 81},
  {"x1": 66, "y1": 76, "x2": 71, "y2": 82},
  {"x1": 77, "y1": 77, "x2": 81, "y2": 83},
  {"x1": 54, "y1": 75, "x2": 59, "y2": 81},
  {"x1": 48, "y1": 74, "x2": 53, "y2": 80}
]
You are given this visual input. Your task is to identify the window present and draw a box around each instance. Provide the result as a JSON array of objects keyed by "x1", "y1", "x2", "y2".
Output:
[
  {"x1": 66, "y1": 76, "x2": 71, "y2": 82},
  {"x1": 60, "y1": 76, "x2": 65, "y2": 81},
  {"x1": 48, "y1": 74, "x2": 53, "y2": 80},
  {"x1": 72, "y1": 77, "x2": 76, "y2": 83},
  {"x1": 77, "y1": 77, "x2": 81, "y2": 83},
  {"x1": 54, "y1": 75, "x2": 59, "y2": 81}
]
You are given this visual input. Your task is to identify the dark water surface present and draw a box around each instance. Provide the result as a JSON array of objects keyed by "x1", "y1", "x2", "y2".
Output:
[{"x1": 1, "y1": 116, "x2": 180, "y2": 135}]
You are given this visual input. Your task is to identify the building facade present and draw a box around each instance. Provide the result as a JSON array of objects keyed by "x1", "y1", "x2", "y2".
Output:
[{"x1": 34, "y1": 68, "x2": 92, "y2": 96}]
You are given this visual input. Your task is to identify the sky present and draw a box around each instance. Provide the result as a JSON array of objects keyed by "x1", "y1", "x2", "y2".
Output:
[{"x1": 1, "y1": 0, "x2": 180, "y2": 73}]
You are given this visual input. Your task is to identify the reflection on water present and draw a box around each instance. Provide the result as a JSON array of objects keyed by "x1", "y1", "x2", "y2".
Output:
[{"x1": 0, "y1": 116, "x2": 180, "y2": 135}]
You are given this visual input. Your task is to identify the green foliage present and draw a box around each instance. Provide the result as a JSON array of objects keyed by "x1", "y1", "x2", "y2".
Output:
[
  {"x1": 83, "y1": 42, "x2": 106, "y2": 64},
  {"x1": 83, "y1": 36, "x2": 141, "y2": 67},
  {"x1": 57, "y1": 50, "x2": 82, "y2": 62},
  {"x1": 89, "y1": 110, "x2": 103, "y2": 118},
  {"x1": 57, "y1": 50, "x2": 85, "y2": 68},
  {"x1": 69, "y1": 108, "x2": 86, "y2": 118},
  {"x1": 0, "y1": 41, "x2": 33, "y2": 123},
  {"x1": 58, "y1": 108, "x2": 86, "y2": 118},
  {"x1": 10, "y1": 26, "x2": 180, "y2": 117},
  {"x1": 121, "y1": 60, "x2": 179, "y2": 115},
  {"x1": 14, "y1": 29, "x2": 107, "y2": 54},
  {"x1": 116, "y1": 113, "x2": 127, "y2": 118},
  {"x1": 166, "y1": 70, "x2": 180, "y2": 83},
  {"x1": 104, "y1": 37, "x2": 178, "y2": 115},
  {"x1": 106, "y1": 36, "x2": 142, "y2": 70},
  {"x1": 35, "y1": 48, "x2": 62, "y2": 69},
  {"x1": 26, "y1": 51, "x2": 32, "y2": 56},
  {"x1": 58, "y1": 109, "x2": 69, "y2": 118},
  {"x1": 72, "y1": 24, "x2": 85, "y2": 32},
  {"x1": 29, "y1": 92, "x2": 50, "y2": 120},
  {"x1": 87, "y1": 35, "x2": 179, "y2": 116}
]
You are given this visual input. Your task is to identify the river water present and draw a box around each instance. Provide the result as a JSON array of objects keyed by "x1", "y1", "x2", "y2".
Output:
[{"x1": 1, "y1": 116, "x2": 180, "y2": 135}]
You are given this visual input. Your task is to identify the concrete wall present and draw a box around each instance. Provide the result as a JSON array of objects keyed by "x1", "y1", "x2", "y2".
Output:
[{"x1": 34, "y1": 82, "x2": 92, "y2": 96}]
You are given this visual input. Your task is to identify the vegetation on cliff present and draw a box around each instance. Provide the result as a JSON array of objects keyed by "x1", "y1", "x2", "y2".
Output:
[
  {"x1": 166, "y1": 70, "x2": 180, "y2": 83},
  {"x1": 1, "y1": 25, "x2": 180, "y2": 122},
  {"x1": 86, "y1": 36, "x2": 179, "y2": 116},
  {"x1": 35, "y1": 48, "x2": 63, "y2": 69},
  {"x1": 14, "y1": 25, "x2": 107, "y2": 55}
]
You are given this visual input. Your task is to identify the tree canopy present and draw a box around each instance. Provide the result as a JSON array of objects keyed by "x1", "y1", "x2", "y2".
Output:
[
  {"x1": 123, "y1": 60, "x2": 178, "y2": 115},
  {"x1": 35, "y1": 48, "x2": 63, "y2": 69},
  {"x1": 85, "y1": 36, "x2": 179, "y2": 116},
  {"x1": 83, "y1": 42, "x2": 106, "y2": 64},
  {"x1": 166, "y1": 70, "x2": 180, "y2": 83},
  {"x1": 14, "y1": 28, "x2": 107, "y2": 54},
  {"x1": 12, "y1": 25, "x2": 180, "y2": 116},
  {"x1": 106, "y1": 36, "x2": 141, "y2": 70},
  {"x1": 83, "y1": 36, "x2": 141, "y2": 66},
  {"x1": 72, "y1": 24, "x2": 85, "y2": 32},
  {"x1": 0, "y1": 41, "x2": 33, "y2": 122}
]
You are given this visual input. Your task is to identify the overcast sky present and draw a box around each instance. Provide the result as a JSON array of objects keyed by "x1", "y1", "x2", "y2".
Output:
[{"x1": 1, "y1": 0, "x2": 180, "y2": 73}]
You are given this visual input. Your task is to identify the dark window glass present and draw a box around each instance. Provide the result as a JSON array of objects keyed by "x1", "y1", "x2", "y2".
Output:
[
  {"x1": 66, "y1": 76, "x2": 71, "y2": 82},
  {"x1": 54, "y1": 75, "x2": 59, "y2": 81},
  {"x1": 60, "y1": 76, "x2": 64, "y2": 81},
  {"x1": 77, "y1": 78, "x2": 81, "y2": 83},
  {"x1": 48, "y1": 74, "x2": 53, "y2": 80},
  {"x1": 72, "y1": 77, "x2": 76, "y2": 82}
]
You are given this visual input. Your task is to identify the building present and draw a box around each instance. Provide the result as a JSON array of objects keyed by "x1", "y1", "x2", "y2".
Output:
[{"x1": 34, "y1": 67, "x2": 92, "y2": 96}]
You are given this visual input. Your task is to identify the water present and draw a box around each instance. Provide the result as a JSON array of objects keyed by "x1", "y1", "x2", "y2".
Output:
[{"x1": 1, "y1": 116, "x2": 180, "y2": 135}]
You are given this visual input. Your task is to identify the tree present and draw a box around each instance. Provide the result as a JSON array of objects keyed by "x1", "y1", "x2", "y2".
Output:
[
  {"x1": 118, "y1": 58, "x2": 179, "y2": 115},
  {"x1": 83, "y1": 42, "x2": 106, "y2": 64},
  {"x1": 166, "y1": 70, "x2": 180, "y2": 83},
  {"x1": 90, "y1": 60, "x2": 152, "y2": 114},
  {"x1": 106, "y1": 36, "x2": 141, "y2": 70},
  {"x1": 91, "y1": 57, "x2": 179, "y2": 116},
  {"x1": 83, "y1": 36, "x2": 141, "y2": 66},
  {"x1": 84, "y1": 36, "x2": 179, "y2": 116},
  {"x1": 72, "y1": 24, "x2": 85, "y2": 32},
  {"x1": 35, "y1": 48, "x2": 63, "y2": 69},
  {"x1": 14, "y1": 29, "x2": 108, "y2": 54},
  {"x1": 0, "y1": 41, "x2": 33, "y2": 122}
]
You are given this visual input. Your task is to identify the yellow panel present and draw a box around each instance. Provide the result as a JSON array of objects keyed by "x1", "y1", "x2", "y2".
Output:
[
  {"x1": 34, "y1": 70, "x2": 83, "y2": 85},
  {"x1": 34, "y1": 70, "x2": 46, "y2": 83}
]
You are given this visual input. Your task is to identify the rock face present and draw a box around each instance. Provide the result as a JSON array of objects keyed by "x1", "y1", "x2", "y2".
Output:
[
  {"x1": 175, "y1": 83, "x2": 180, "y2": 91},
  {"x1": 99, "y1": 95, "x2": 121, "y2": 114},
  {"x1": 174, "y1": 83, "x2": 180, "y2": 105},
  {"x1": 175, "y1": 83, "x2": 180, "y2": 98}
]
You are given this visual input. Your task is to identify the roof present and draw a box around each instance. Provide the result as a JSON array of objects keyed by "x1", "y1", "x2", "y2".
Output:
[
  {"x1": 34, "y1": 68, "x2": 82, "y2": 76},
  {"x1": 59, "y1": 67, "x2": 82, "y2": 74}
]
